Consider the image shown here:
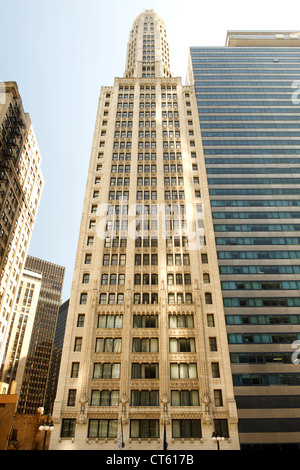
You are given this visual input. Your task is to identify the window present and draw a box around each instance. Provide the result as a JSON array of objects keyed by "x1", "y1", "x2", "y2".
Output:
[
  {"x1": 205, "y1": 292, "x2": 212, "y2": 304},
  {"x1": 214, "y1": 390, "x2": 223, "y2": 407},
  {"x1": 211, "y1": 362, "x2": 220, "y2": 378},
  {"x1": 91, "y1": 390, "x2": 119, "y2": 407},
  {"x1": 132, "y1": 338, "x2": 158, "y2": 352},
  {"x1": 131, "y1": 390, "x2": 159, "y2": 406},
  {"x1": 171, "y1": 390, "x2": 199, "y2": 406},
  {"x1": 80, "y1": 293, "x2": 87, "y2": 305},
  {"x1": 82, "y1": 273, "x2": 90, "y2": 284},
  {"x1": 97, "y1": 314, "x2": 123, "y2": 329},
  {"x1": 168, "y1": 315, "x2": 194, "y2": 328},
  {"x1": 93, "y1": 363, "x2": 121, "y2": 379},
  {"x1": 214, "y1": 419, "x2": 229, "y2": 438},
  {"x1": 95, "y1": 338, "x2": 122, "y2": 353},
  {"x1": 172, "y1": 420, "x2": 202, "y2": 439},
  {"x1": 88, "y1": 419, "x2": 118, "y2": 438},
  {"x1": 61, "y1": 419, "x2": 76, "y2": 438},
  {"x1": 133, "y1": 315, "x2": 158, "y2": 328},
  {"x1": 209, "y1": 337, "x2": 218, "y2": 351},
  {"x1": 169, "y1": 338, "x2": 196, "y2": 352},
  {"x1": 207, "y1": 314, "x2": 215, "y2": 327},
  {"x1": 130, "y1": 420, "x2": 159, "y2": 439},
  {"x1": 131, "y1": 363, "x2": 159, "y2": 379},
  {"x1": 74, "y1": 337, "x2": 82, "y2": 352},
  {"x1": 201, "y1": 253, "x2": 208, "y2": 264},
  {"x1": 170, "y1": 363, "x2": 197, "y2": 379},
  {"x1": 77, "y1": 314, "x2": 85, "y2": 327},
  {"x1": 71, "y1": 362, "x2": 79, "y2": 378},
  {"x1": 68, "y1": 389, "x2": 77, "y2": 406}
]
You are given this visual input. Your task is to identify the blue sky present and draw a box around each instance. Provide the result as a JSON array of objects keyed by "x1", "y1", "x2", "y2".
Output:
[{"x1": 1, "y1": 0, "x2": 299, "y2": 300}]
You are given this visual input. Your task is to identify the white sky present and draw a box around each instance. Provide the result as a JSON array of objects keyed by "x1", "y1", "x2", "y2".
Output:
[{"x1": 1, "y1": 0, "x2": 300, "y2": 300}]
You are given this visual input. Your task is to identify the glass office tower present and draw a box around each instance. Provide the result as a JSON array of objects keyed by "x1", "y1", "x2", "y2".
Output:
[{"x1": 189, "y1": 31, "x2": 300, "y2": 449}]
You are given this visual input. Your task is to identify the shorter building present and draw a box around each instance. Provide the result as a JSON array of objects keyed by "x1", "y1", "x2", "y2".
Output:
[
  {"x1": 16, "y1": 256, "x2": 65, "y2": 415},
  {"x1": 0, "y1": 394, "x2": 18, "y2": 450},
  {"x1": 0, "y1": 398, "x2": 52, "y2": 450},
  {"x1": 0, "y1": 268, "x2": 42, "y2": 395}
]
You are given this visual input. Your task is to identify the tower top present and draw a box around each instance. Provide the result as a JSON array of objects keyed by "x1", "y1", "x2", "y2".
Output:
[{"x1": 124, "y1": 10, "x2": 172, "y2": 79}]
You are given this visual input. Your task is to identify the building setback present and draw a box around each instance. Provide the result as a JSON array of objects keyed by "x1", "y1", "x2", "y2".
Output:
[
  {"x1": 51, "y1": 10, "x2": 239, "y2": 450},
  {"x1": 189, "y1": 31, "x2": 300, "y2": 449}
]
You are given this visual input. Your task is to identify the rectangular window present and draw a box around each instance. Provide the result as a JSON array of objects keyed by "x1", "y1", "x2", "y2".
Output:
[
  {"x1": 93, "y1": 363, "x2": 121, "y2": 379},
  {"x1": 131, "y1": 363, "x2": 159, "y2": 379},
  {"x1": 130, "y1": 420, "x2": 159, "y2": 438},
  {"x1": 88, "y1": 419, "x2": 118, "y2": 438},
  {"x1": 172, "y1": 420, "x2": 202, "y2": 438},
  {"x1": 171, "y1": 390, "x2": 199, "y2": 406},
  {"x1": 131, "y1": 390, "x2": 159, "y2": 406},
  {"x1": 170, "y1": 363, "x2": 197, "y2": 379},
  {"x1": 91, "y1": 390, "x2": 119, "y2": 407},
  {"x1": 61, "y1": 419, "x2": 76, "y2": 438},
  {"x1": 132, "y1": 338, "x2": 159, "y2": 352},
  {"x1": 71, "y1": 362, "x2": 79, "y2": 378}
]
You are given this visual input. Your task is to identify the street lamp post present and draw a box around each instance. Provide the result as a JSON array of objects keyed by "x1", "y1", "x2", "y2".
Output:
[
  {"x1": 39, "y1": 416, "x2": 54, "y2": 450},
  {"x1": 211, "y1": 432, "x2": 225, "y2": 450}
]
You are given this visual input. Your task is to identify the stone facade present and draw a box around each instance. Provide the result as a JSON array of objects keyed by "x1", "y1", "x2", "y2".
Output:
[{"x1": 50, "y1": 10, "x2": 239, "y2": 450}]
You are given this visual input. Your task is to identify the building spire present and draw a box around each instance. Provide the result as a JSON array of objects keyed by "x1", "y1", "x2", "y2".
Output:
[{"x1": 124, "y1": 10, "x2": 172, "y2": 79}]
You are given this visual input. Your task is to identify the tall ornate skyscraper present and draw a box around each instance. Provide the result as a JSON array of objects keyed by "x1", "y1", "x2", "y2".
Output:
[{"x1": 51, "y1": 10, "x2": 239, "y2": 450}]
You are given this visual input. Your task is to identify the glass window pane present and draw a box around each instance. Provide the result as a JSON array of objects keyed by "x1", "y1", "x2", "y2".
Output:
[
  {"x1": 141, "y1": 391, "x2": 149, "y2": 406},
  {"x1": 111, "y1": 391, "x2": 119, "y2": 406},
  {"x1": 130, "y1": 420, "x2": 139, "y2": 438},
  {"x1": 103, "y1": 363, "x2": 111, "y2": 378},
  {"x1": 114, "y1": 338, "x2": 122, "y2": 352},
  {"x1": 93, "y1": 363, "x2": 102, "y2": 379},
  {"x1": 108, "y1": 420, "x2": 118, "y2": 438},
  {"x1": 180, "y1": 363, "x2": 188, "y2": 378},
  {"x1": 107, "y1": 316, "x2": 115, "y2": 328},
  {"x1": 88, "y1": 419, "x2": 99, "y2": 438},
  {"x1": 191, "y1": 420, "x2": 201, "y2": 438},
  {"x1": 182, "y1": 420, "x2": 191, "y2": 438},
  {"x1": 115, "y1": 315, "x2": 123, "y2": 328},
  {"x1": 140, "y1": 420, "x2": 150, "y2": 438},
  {"x1": 189, "y1": 363, "x2": 197, "y2": 378},
  {"x1": 150, "y1": 420, "x2": 159, "y2": 438},
  {"x1": 99, "y1": 420, "x2": 108, "y2": 437},
  {"x1": 171, "y1": 391, "x2": 180, "y2": 406},
  {"x1": 170, "y1": 363, "x2": 179, "y2": 378},
  {"x1": 112, "y1": 363, "x2": 120, "y2": 378},
  {"x1": 91, "y1": 390, "x2": 100, "y2": 406},
  {"x1": 150, "y1": 391, "x2": 159, "y2": 406},
  {"x1": 172, "y1": 420, "x2": 181, "y2": 438},
  {"x1": 169, "y1": 338, "x2": 177, "y2": 352},
  {"x1": 181, "y1": 391, "x2": 190, "y2": 406},
  {"x1": 190, "y1": 391, "x2": 199, "y2": 406},
  {"x1": 101, "y1": 391, "x2": 110, "y2": 406},
  {"x1": 98, "y1": 315, "x2": 106, "y2": 328},
  {"x1": 96, "y1": 338, "x2": 104, "y2": 352}
]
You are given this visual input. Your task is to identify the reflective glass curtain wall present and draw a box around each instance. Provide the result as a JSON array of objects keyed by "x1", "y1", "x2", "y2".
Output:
[{"x1": 190, "y1": 34, "x2": 300, "y2": 449}]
